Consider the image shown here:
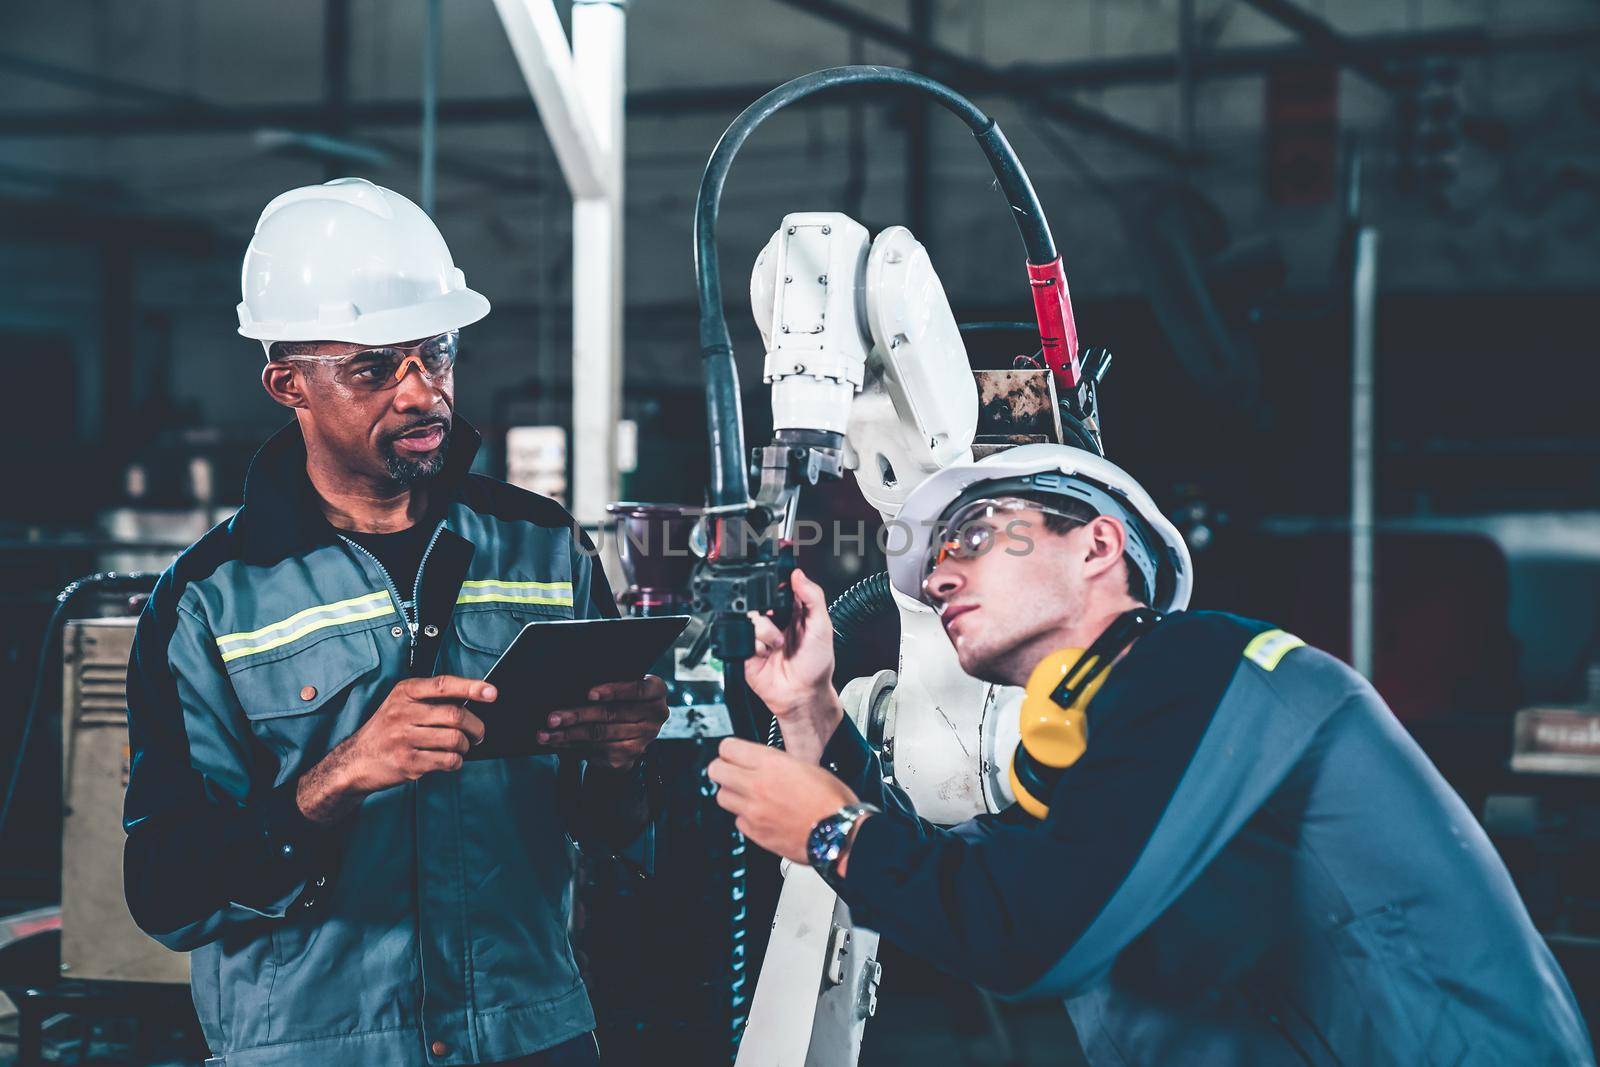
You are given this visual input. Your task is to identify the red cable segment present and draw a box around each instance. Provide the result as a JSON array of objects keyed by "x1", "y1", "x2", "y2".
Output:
[{"x1": 1027, "y1": 257, "x2": 1082, "y2": 391}]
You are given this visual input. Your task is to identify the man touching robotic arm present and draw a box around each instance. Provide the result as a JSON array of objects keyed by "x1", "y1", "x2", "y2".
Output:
[{"x1": 714, "y1": 577, "x2": 1330, "y2": 1000}]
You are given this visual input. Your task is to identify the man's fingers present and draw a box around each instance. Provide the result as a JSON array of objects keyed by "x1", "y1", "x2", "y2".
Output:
[
  {"x1": 408, "y1": 675, "x2": 497, "y2": 705},
  {"x1": 585, "y1": 675, "x2": 666, "y2": 703},
  {"x1": 716, "y1": 736, "x2": 771, "y2": 769},
  {"x1": 749, "y1": 614, "x2": 786, "y2": 653},
  {"x1": 411, "y1": 725, "x2": 472, "y2": 754},
  {"x1": 545, "y1": 702, "x2": 666, "y2": 729},
  {"x1": 537, "y1": 720, "x2": 660, "y2": 745},
  {"x1": 414, "y1": 703, "x2": 488, "y2": 745},
  {"x1": 789, "y1": 568, "x2": 828, "y2": 616},
  {"x1": 706, "y1": 757, "x2": 753, "y2": 796},
  {"x1": 407, "y1": 749, "x2": 465, "y2": 778}
]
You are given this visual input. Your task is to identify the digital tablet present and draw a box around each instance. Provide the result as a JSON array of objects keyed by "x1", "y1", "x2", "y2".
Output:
[{"x1": 464, "y1": 614, "x2": 692, "y2": 761}]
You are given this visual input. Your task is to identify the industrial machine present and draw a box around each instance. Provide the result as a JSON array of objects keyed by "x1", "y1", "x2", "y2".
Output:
[
  {"x1": 57, "y1": 617, "x2": 188, "y2": 986},
  {"x1": 0, "y1": 575, "x2": 203, "y2": 1062},
  {"x1": 581, "y1": 503, "x2": 751, "y2": 1066},
  {"x1": 683, "y1": 67, "x2": 1117, "y2": 1065}
]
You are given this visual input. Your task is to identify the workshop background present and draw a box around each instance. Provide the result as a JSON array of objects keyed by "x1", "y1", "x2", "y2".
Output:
[{"x1": 3, "y1": 0, "x2": 1600, "y2": 1064}]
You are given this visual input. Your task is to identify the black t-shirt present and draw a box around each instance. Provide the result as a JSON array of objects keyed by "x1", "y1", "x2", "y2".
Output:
[{"x1": 341, "y1": 522, "x2": 436, "y2": 610}]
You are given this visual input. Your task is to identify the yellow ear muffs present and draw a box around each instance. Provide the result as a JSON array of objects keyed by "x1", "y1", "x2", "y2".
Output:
[
  {"x1": 1008, "y1": 607, "x2": 1164, "y2": 820},
  {"x1": 1009, "y1": 648, "x2": 1106, "y2": 819}
]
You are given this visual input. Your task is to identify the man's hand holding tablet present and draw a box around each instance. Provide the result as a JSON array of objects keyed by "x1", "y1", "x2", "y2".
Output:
[
  {"x1": 538, "y1": 675, "x2": 670, "y2": 770},
  {"x1": 465, "y1": 615, "x2": 688, "y2": 768}
]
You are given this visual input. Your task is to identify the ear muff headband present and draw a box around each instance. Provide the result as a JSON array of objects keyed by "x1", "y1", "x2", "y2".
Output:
[{"x1": 1010, "y1": 607, "x2": 1163, "y2": 819}]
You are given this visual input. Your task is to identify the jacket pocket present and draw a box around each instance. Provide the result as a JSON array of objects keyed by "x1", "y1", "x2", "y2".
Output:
[
  {"x1": 228, "y1": 627, "x2": 382, "y2": 721},
  {"x1": 454, "y1": 608, "x2": 541, "y2": 658}
]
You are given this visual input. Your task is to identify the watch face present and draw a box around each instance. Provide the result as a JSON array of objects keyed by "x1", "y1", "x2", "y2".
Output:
[{"x1": 807, "y1": 815, "x2": 847, "y2": 870}]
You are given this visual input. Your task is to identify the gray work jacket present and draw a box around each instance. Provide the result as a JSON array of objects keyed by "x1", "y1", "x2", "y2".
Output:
[{"x1": 123, "y1": 422, "x2": 645, "y2": 1067}]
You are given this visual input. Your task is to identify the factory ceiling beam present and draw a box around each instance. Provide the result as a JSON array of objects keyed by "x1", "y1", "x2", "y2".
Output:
[
  {"x1": 0, "y1": 194, "x2": 219, "y2": 253},
  {"x1": 0, "y1": 52, "x2": 549, "y2": 192},
  {"x1": 770, "y1": 0, "x2": 1187, "y2": 163},
  {"x1": 0, "y1": 88, "x2": 771, "y2": 137},
  {"x1": 1236, "y1": 0, "x2": 1400, "y2": 90},
  {"x1": 1016, "y1": 24, "x2": 1600, "y2": 88},
  {"x1": 0, "y1": 24, "x2": 1595, "y2": 140},
  {"x1": 0, "y1": 50, "x2": 206, "y2": 107}
]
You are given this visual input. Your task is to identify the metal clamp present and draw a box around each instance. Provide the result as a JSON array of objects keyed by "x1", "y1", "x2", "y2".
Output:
[{"x1": 824, "y1": 923, "x2": 852, "y2": 986}]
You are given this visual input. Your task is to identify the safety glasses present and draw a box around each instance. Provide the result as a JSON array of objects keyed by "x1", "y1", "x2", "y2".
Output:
[
  {"x1": 280, "y1": 331, "x2": 458, "y2": 392},
  {"x1": 924, "y1": 496, "x2": 1089, "y2": 582}
]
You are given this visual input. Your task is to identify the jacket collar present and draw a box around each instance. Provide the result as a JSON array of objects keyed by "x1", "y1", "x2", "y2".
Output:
[{"x1": 232, "y1": 417, "x2": 482, "y2": 566}]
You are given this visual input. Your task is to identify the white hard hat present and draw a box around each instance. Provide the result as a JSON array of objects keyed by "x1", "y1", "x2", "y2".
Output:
[
  {"x1": 237, "y1": 177, "x2": 490, "y2": 351},
  {"x1": 888, "y1": 443, "x2": 1194, "y2": 613}
]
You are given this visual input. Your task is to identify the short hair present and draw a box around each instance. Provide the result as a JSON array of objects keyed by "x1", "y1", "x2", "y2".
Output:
[
  {"x1": 1019, "y1": 492, "x2": 1150, "y2": 604},
  {"x1": 267, "y1": 340, "x2": 323, "y2": 361}
]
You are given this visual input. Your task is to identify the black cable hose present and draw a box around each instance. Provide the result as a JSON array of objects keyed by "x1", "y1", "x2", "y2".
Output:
[
  {"x1": 829, "y1": 571, "x2": 896, "y2": 654},
  {"x1": 0, "y1": 571, "x2": 160, "y2": 842},
  {"x1": 721, "y1": 654, "x2": 767, "y2": 745},
  {"x1": 958, "y1": 320, "x2": 1038, "y2": 334},
  {"x1": 695, "y1": 65, "x2": 1061, "y2": 509},
  {"x1": 763, "y1": 571, "x2": 896, "y2": 749}
]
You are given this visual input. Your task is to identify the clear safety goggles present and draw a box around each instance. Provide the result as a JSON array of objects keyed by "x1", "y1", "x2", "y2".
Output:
[
  {"x1": 279, "y1": 331, "x2": 458, "y2": 392},
  {"x1": 923, "y1": 496, "x2": 1089, "y2": 583}
]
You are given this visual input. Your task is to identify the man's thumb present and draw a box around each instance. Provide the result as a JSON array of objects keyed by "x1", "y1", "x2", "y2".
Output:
[{"x1": 790, "y1": 567, "x2": 827, "y2": 611}]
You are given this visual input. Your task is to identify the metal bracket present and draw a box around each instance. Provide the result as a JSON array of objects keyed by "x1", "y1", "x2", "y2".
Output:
[
  {"x1": 860, "y1": 959, "x2": 883, "y2": 1019},
  {"x1": 824, "y1": 924, "x2": 852, "y2": 986}
]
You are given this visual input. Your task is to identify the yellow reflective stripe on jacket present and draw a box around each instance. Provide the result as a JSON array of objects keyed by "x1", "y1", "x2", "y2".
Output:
[
  {"x1": 1243, "y1": 628, "x2": 1305, "y2": 672},
  {"x1": 455, "y1": 579, "x2": 574, "y2": 608},
  {"x1": 215, "y1": 591, "x2": 397, "y2": 664}
]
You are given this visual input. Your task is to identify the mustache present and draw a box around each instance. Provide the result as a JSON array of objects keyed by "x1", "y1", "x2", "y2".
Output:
[{"x1": 381, "y1": 414, "x2": 452, "y2": 444}]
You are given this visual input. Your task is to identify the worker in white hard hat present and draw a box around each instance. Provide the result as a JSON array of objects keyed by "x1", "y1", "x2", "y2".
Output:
[
  {"x1": 123, "y1": 178, "x2": 666, "y2": 1067},
  {"x1": 708, "y1": 443, "x2": 1593, "y2": 1066}
]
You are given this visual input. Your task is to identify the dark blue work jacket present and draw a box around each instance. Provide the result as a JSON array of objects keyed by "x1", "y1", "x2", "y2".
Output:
[{"x1": 830, "y1": 611, "x2": 1593, "y2": 1066}]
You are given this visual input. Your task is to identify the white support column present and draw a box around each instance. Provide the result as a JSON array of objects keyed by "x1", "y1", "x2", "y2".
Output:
[
  {"x1": 489, "y1": 0, "x2": 609, "y2": 199},
  {"x1": 491, "y1": 0, "x2": 624, "y2": 523},
  {"x1": 570, "y1": 0, "x2": 625, "y2": 524},
  {"x1": 1349, "y1": 226, "x2": 1379, "y2": 680}
]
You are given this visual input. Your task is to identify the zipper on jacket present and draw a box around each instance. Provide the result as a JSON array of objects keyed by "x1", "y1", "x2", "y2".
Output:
[
  {"x1": 339, "y1": 519, "x2": 447, "y2": 668},
  {"x1": 411, "y1": 522, "x2": 447, "y2": 628}
]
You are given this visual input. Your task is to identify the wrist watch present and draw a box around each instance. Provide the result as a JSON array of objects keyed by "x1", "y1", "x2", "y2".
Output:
[{"x1": 806, "y1": 802, "x2": 880, "y2": 883}]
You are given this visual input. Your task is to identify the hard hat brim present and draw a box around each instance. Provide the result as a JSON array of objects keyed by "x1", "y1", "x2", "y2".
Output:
[
  {"x1": 238, "y1": 286, "x2": 490, "y2": 346},
  {"x1": 886, "y1": 444, "x2": 1194, "y2": 614}
]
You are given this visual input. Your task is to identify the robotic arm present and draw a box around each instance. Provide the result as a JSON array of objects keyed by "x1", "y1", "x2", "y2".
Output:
[
  {"x1": 748, "y1": 214, "x2": 977, "y2": 517},
  {"x1": 690, "y1": 66, "x2": 1109, "y2": 1067},
  {"x1": 691, "y1": 67, "x2": 1097, "y2": 732},
  {"x1": 748, "y1": 212, "x2": 1026, "y2": 824}
]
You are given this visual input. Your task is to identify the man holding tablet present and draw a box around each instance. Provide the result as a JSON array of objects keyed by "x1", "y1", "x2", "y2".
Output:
[{"x1": 122, "y1": 179, "x2": 667, "y2": 1067}]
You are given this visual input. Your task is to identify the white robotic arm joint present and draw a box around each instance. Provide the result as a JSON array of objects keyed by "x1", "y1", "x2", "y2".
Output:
[{"x1": 751, "y1": 211, "x2": 978, "y2": 517}]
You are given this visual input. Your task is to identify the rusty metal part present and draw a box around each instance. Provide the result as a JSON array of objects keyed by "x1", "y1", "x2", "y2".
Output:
[{"x1": 972, "y1": 369, "x2": 1065, "y2": 447}]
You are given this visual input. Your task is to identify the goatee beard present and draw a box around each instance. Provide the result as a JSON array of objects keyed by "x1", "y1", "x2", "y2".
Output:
[
  {"x1": 384, "y1": 447, "x2": 447, "y2": 486},
  {"x1": 380, "y1": 419, "x2": 452, "y2": 486}
]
